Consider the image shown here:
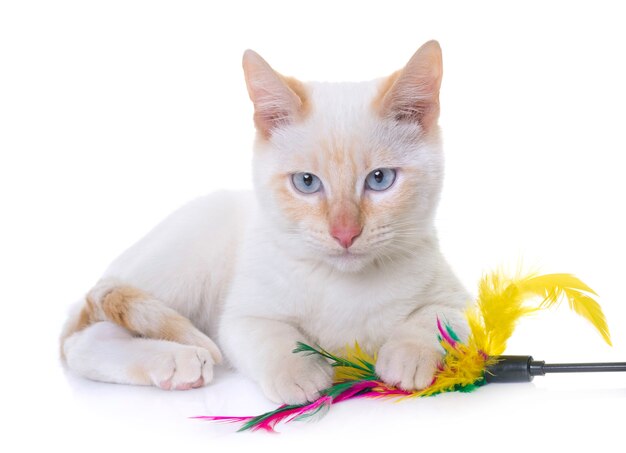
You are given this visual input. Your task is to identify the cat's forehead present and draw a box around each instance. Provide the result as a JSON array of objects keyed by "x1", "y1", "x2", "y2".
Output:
[
  {"x1": 264, "y1": 78, "x2": 426, "y2": 170},
  {"x1": 305, "y1": 80, "x2": 382, "y2": 125},
  {"x1": 285, "y1": 79, "x2": 392, "y2": 155}
]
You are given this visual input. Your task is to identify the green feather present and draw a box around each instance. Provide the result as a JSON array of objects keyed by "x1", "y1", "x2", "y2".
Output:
[
  {"x1": 445, "y1": 323, "x2": 461, "y2": 342},
  {"x1": 293, "y1": 342, "x2": 374, "y2": 376}
]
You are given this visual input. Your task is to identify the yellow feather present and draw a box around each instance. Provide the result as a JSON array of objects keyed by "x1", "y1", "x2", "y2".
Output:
[
  {"x1": 468, "y1": 270, "x2": 538, "y2": 355},
  {"x1": 411, "y1": 343, "x2": 493, "y2": 398},
  {"x1": 334, "y1": 342, "x2": 377, "y2": 382},
  {"x1": 468, "y1": 270, "x2": 611, "y2": 356},
  {"x1": 518, "y1": 273, "x2": 611, "y2": 345}
]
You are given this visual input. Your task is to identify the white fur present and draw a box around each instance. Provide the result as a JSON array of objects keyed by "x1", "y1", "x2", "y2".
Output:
[{"x1": 63, "y1": 54, "x2": 470, "y2": 404}]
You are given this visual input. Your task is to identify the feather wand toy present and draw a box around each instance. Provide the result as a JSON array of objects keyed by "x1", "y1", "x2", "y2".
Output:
[{"x1": 195, "y1": 269, "x2": 624, "y2": 432}]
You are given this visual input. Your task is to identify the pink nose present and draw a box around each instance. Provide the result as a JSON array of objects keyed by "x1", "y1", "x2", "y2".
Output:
[{"x1": 330, "y1": 224, "x2": 362, "y2": 249}]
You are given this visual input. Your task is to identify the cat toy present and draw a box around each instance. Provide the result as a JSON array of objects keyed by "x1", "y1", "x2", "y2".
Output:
[{"x1": 195, "y1": 269, "x2": 625, "y2": 432}]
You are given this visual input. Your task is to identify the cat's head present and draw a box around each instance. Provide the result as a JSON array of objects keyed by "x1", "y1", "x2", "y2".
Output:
[{"x1": 244, "y1": 41, "x2": 444, "y2": 273}]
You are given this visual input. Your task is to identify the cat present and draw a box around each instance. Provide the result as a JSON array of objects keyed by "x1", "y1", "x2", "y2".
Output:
[{"x1": 60, "y1": 40, "x2": 470, "y2": 404}]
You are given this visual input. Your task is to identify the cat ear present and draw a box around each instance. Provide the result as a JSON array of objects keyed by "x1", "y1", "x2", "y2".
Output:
[
  {"x1": 242, "y1": 50, "x2": 307, "y2": 139},
  {"x1": 378, "y1": 40, "x2": 443, "y2": 130}
]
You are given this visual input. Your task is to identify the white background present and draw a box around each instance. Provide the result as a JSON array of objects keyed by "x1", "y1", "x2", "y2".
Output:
[{"x1": 1, "y1": 0, "x2": 625, "y2": 451}]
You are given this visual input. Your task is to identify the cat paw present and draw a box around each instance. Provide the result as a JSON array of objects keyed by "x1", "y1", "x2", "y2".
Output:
[
  {"x1": 375, "y1": 340, "x2": 442, "y2": 391},
  {"x1": 260, "y1": 355, "x2": 333, "y2": 405},
  {"x1": 147, "y1": 345, "x2": 215, "y2": 390}
]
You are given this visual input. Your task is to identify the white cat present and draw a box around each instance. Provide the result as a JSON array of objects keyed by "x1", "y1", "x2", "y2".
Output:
[{"x1": 61, "y1": 40, "x2": 470, "y2": 404}]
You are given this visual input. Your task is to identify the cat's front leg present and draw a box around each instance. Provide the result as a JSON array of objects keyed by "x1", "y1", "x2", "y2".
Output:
[
  {"x1": 376, "y1": 304, "x2": 468, "y2": 390},
  {"x1": 219, "y1": 316, "x2": 333, "y2": 404}
]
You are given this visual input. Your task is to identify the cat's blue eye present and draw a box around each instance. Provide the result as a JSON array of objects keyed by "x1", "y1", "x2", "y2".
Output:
[
  {"x1": 365, "y1": 168, "x2": 396, "y2": 191},
  {"x1": 292, "y1": 172, "x2": 323, "y2": 194}
]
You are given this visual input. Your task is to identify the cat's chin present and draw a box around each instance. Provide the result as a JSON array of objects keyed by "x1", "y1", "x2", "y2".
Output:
[{"x1": 324, "y1": 251, "x2": 372, "y2": 273}]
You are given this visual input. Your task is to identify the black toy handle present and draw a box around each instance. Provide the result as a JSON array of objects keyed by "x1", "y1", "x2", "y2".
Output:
[{"x1": 485, "y1": 355, "x2": 626, "y2": 383}]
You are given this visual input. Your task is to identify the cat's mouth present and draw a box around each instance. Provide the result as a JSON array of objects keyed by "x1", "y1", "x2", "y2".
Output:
[
  {"x1": 332, "y1": 249, "x2": 364, "y2": 258},
  {"x1": 325, "y1": 249, "x2": 370, "y2": 272}
]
